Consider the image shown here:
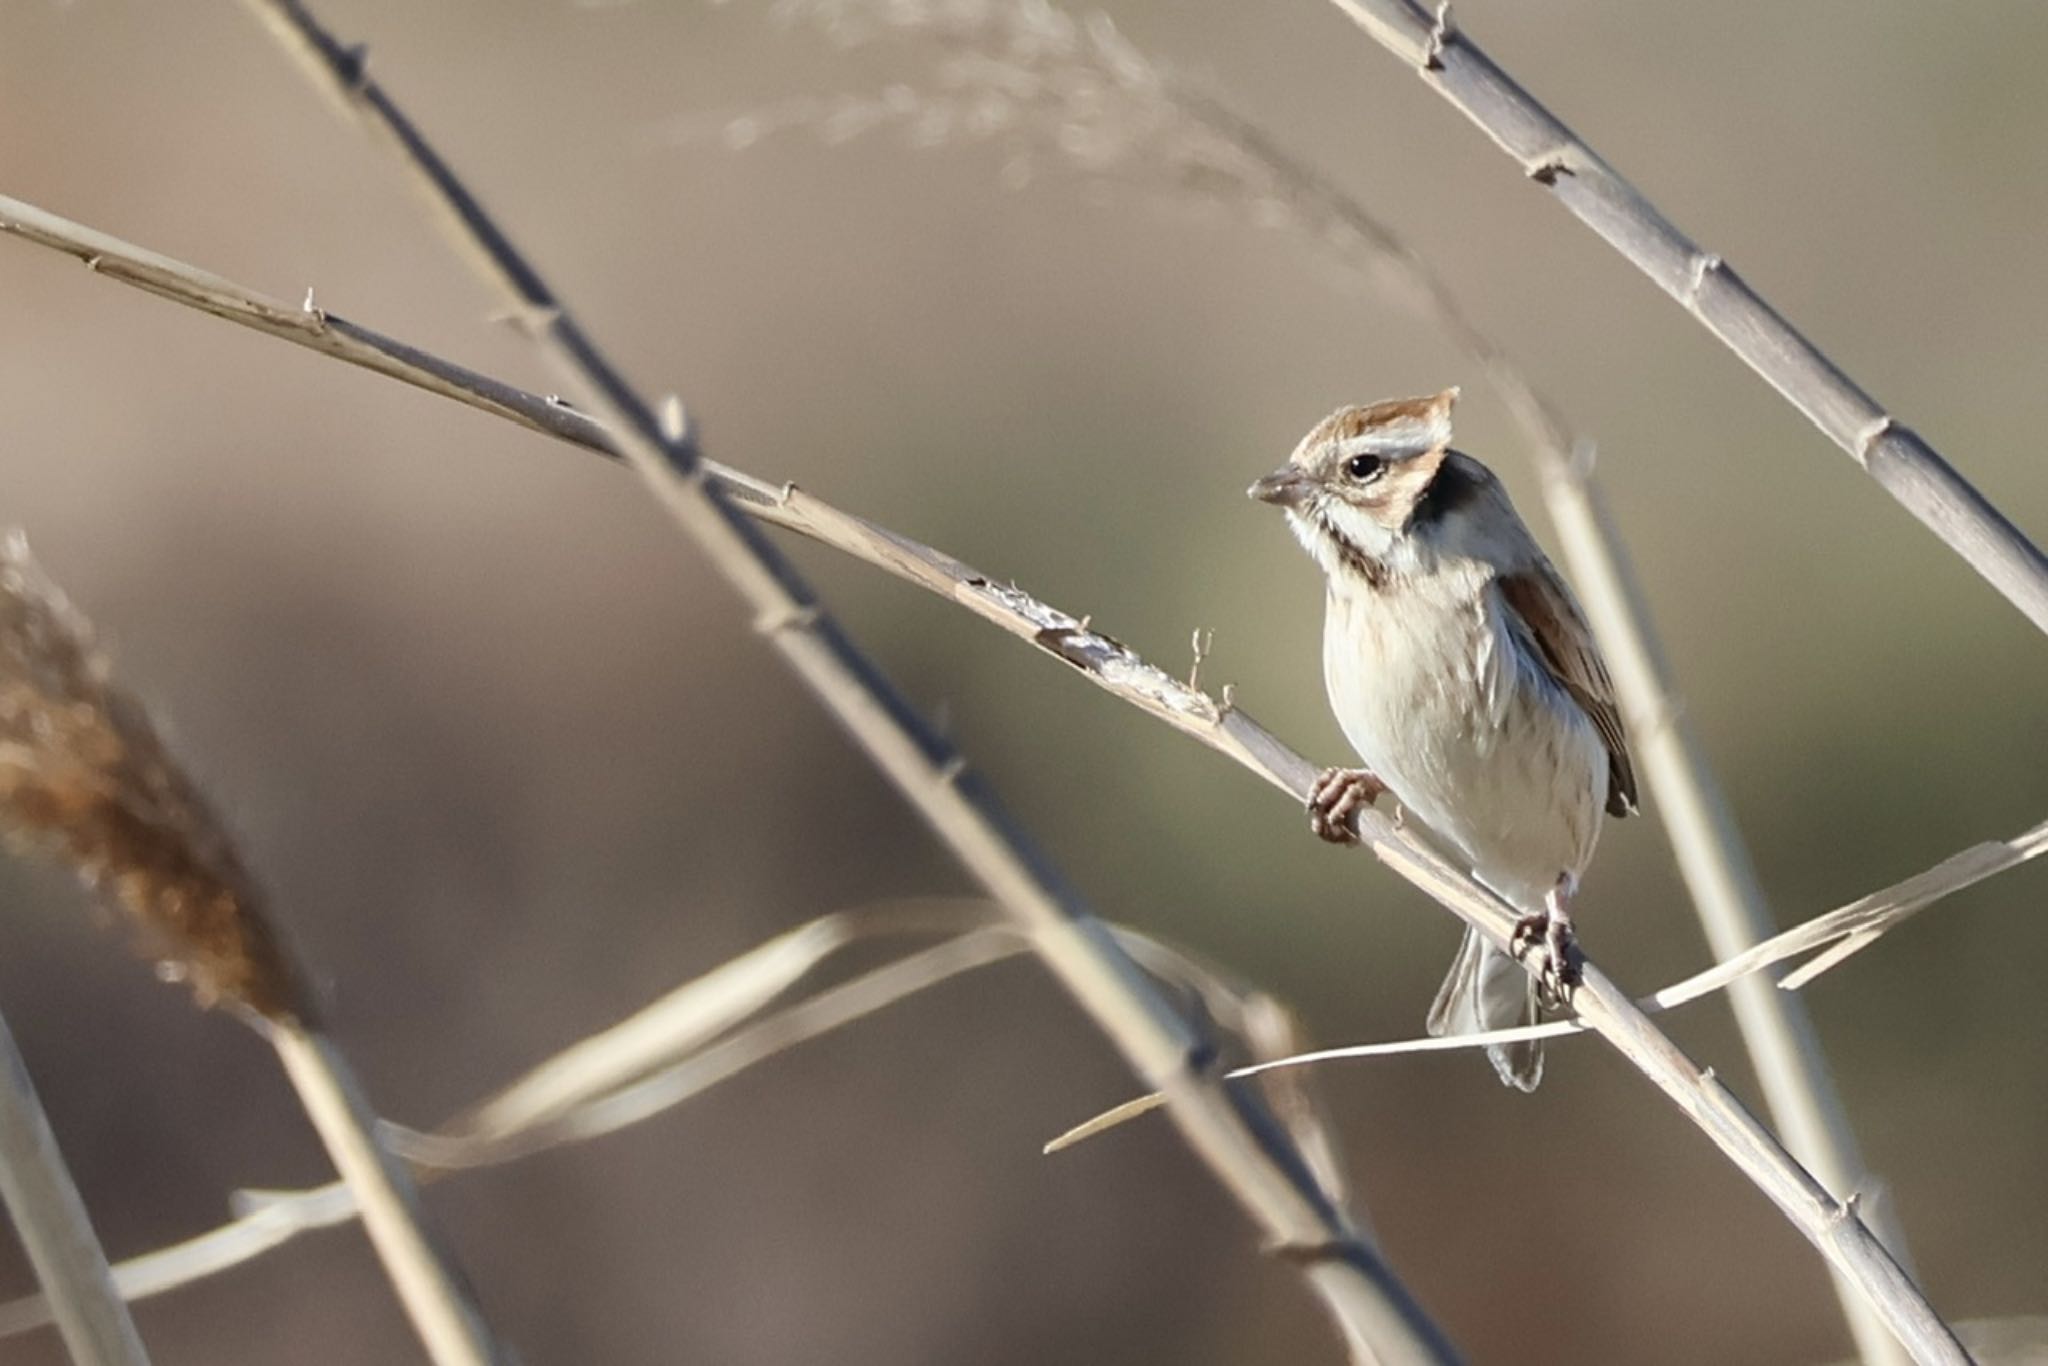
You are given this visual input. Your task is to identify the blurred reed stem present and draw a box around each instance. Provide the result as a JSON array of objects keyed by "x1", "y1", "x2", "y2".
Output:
[
  {"x1": 267, "y1": 1026, "x2": 500, "y2": 1366},
  {"x1": 230, "y1": 3, "x2": 1453, "y2": 1362},
  {"x1": 1323, "y1": 0, "x2": 2048, "y2": 636},
  {"x1": 1535, "y1": 464, "x2": 1915, "y2": 1366},
  {"x1": 0, "y1": 1002, "x2": 152, "y2": 1366}
]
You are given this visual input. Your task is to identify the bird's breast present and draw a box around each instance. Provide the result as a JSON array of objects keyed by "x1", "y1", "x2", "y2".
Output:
[{"x1": 1321, "y1": 577, "x2": 1606, "y2": 908}]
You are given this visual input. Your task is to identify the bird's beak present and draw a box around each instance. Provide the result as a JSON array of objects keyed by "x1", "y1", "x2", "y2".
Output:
[{"x1": 1248, "y1": 466, "x2": 1314, "y2": 508}]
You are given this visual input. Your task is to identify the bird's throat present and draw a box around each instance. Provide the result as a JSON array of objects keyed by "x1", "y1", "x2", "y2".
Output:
[{"x1": 1317, "y1": 514, "x2": 1390, "y2": 592}]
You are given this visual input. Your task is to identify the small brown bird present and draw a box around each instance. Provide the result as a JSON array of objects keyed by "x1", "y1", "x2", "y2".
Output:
[{"x1": 1249, "y1": 389, "x2": 1635, "y2": 1090}]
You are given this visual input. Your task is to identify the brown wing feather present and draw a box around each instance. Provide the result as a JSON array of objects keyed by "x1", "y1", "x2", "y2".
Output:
[{"x1": 1498, "y1": 567, "x2": 1638, "y2": 817}]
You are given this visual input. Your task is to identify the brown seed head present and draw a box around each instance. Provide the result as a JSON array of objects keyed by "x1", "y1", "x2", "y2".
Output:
[{"x1": 0, "y1": 535, "x2": 307, "y2": 1022}]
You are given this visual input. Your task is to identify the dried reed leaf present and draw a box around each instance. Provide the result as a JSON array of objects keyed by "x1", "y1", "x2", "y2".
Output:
[
  {"x1": 448, "y1": 898, "x2": 1006, "y2": 1147},
  {"x1": 0, "y1": 905, "x2": 1030, "y2": 1325},
  {"x1": 0, "y1": 535, "x2": 304, "y2": 1021}
]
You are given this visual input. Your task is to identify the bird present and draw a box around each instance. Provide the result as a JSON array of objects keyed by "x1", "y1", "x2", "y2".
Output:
[{"x1": 1248, "y1": 388, "x2": 1635, "y2": 1091}]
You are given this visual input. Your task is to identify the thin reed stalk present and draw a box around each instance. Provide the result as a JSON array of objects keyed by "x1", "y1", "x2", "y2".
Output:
[
  {"x1": 266, "y1": 1027, "x2": 498, "y2": 1366},
  {"x1": 0, "y1": 184, "x2": 1971, "y2": 1359},
  {"x1": 230, "y1": 4, "x2": 1454, "y2": 1362},
  {"x1": 0, "y1": 1002, "x2": 152, "y2": 1366},
  {"x1": 1536, "y1": 468, "x2": 1914, "y2": 1366},
  {"x1": 1321, "y1": 0, "x2": 2048, "y2": 636},
  {"x1": 0, "y1": 539, "x2": 505, "y2": 1366}
]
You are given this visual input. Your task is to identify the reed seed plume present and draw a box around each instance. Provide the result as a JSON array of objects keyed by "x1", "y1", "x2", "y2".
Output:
[
  {"x1": 676, "y1": 0, "x2": 1314, "y2": 210},
  {"x1": 0, "y1": 534, "x2": 305, "y2": 1022},
  {"x1": 679, "y1": 0, "x2": 1529, "y2": 388}
]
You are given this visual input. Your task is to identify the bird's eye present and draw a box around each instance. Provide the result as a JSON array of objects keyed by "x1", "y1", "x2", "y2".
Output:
[{"x1": 1344, "y1": 453, "x2": 1383, "y2": 481}]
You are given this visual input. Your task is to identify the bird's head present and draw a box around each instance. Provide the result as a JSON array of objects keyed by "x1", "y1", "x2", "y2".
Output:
[{"x1": 1248, "y1": 388, "x2": 1491, "y2": 584}]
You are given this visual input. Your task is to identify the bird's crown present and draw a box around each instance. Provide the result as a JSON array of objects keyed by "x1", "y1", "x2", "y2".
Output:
[{"x1": 1293, "y1": 387, "x2": 1458, "y2": 466}]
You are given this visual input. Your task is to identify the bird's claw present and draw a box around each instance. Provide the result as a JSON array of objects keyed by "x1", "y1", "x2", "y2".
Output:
[
  {"x1": 1307, "y1": 767, "x2": 1385, "y2": 845},
  {"x1": 1510, "y1": 910, "x2": 1580, "y2": 1010}
]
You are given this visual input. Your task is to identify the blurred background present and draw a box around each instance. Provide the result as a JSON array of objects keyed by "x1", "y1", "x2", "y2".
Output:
[{"x1": 2, "y1": 2, "x2": 2045, "y2": 1362}]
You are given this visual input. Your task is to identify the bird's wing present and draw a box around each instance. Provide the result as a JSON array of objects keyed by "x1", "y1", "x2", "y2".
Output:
[{"x1": 1497, "y1": 565, "x2": 1638, "y2": 817}]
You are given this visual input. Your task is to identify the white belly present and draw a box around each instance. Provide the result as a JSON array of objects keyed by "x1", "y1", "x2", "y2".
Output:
[{"x1": 1322, "y1": 579, "x2": 1607, "y2": 912}]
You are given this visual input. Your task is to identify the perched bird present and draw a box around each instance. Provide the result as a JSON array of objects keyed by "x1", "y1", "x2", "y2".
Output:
[{"x1": 1248, "y1": 388, "x2": 1635, "y2": 1091}]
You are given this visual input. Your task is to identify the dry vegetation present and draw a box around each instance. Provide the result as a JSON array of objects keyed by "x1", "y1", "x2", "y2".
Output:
[{"x1": 1, "y1": 3, "x2": 2044, "y2": 1365}]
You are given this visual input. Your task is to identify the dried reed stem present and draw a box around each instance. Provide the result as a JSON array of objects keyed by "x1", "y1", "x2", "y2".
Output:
[
  {"x1": 229, "y1": 4, "x2": 1453, "y2": 1362},
  {"x1": 0, "y1": 539, "x2": 505, "y2": 1366},
  {"x1": 0, "y1": 1003, "x2": 152, "y2": 1366},
  {"x1": 0, "y1": 184, "x2": 1963, "y2": 1356},
  {"x1": 259, "y1": 1040, "x2": 503, "y2": 1366},
  {"x1": 266, "y1": 1026, "x2": 499, "y2": 1366},
  {"x1": 1323, "y1": 0, "x2": 2048, "y2": 636}
]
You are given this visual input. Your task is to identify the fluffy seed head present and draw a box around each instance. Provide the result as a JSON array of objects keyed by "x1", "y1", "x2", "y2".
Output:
[{"x1": 0, "y1": 535, "x2": 306, "y2": 1022}]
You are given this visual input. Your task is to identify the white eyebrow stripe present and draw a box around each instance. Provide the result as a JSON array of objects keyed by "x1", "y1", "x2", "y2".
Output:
[{"x1": 1335, "y1": 415, "x2": 1450, "y2": 458}]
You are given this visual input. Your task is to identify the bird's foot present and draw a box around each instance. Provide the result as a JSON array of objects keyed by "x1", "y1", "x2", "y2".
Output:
[
  {"x1": 1306, "y1": 767, "x2": 1385, "y2": 845},
  {"x1": 1510, "y1": 878, "x2": 1582, "y2": 1009}
]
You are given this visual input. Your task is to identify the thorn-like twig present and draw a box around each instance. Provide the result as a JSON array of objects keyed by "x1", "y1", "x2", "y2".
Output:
[
  {"x1": 1187, "y1": 626, "x2": 1213, "y2": 692},
  {"x1": 1420, "y1": 1, "x2": 1455, "y2": 71},
  {"x1": 1684, "y1": 252, "x2": 1723, "y2": 309},
  {"x1": 1856, "y1": 416, "x2": 1897, "y2": 468},
  {"x1": 659, "y1": 394, "x2": 689, "y2": 444}
]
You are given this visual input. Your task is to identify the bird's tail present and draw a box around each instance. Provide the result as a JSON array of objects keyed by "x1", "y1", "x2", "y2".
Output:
[{"x1": 1426, "y1": 926, "x2": 1542, "y2": 1092}]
